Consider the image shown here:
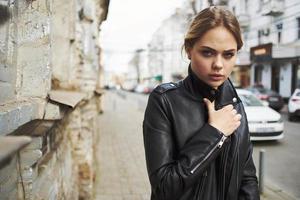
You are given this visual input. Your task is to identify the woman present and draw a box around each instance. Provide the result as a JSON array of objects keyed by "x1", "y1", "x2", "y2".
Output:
[{"x1": 143, "y1": 6, "x2": 260, "y2": 200}]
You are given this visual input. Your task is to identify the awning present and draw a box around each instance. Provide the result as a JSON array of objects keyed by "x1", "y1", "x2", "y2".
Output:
[{"x1": 251, "y1": 42, "x2": 300, "y2": 61}]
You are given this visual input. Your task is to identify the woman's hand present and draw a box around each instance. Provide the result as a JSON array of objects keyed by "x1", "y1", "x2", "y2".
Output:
[{"x1": 203, "y1": 98, "x2": 241, "y2": 136}]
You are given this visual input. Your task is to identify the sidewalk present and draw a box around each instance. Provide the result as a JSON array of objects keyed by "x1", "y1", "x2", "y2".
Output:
[
  {"x1": 94, "y1": 91, "x2": 150, "y2": 200},
  {"x1": 94, "y1": 91, "x2": 297, "y2": 200},
  {"x1": 262, "y1": 184, "x2": 297, "y2": 200}
]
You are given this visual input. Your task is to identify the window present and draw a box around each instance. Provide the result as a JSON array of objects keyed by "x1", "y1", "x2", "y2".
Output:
[
  {"x1": 297, "y1": 17, "x2": 300, "y2": 40},
  {"x1": 276, "y1": 23, "x2": 283, "y2": 43},
  {"x1": 254, "y1": 65, "x2": 263, "y2": 83},
  {"x1": 258, "y1": 30, "x2": 262, "y2": 44}
]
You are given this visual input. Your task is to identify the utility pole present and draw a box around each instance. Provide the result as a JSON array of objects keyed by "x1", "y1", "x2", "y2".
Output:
[{"x1": 135, "y1": 49, "x2": 143, "y2": 84}]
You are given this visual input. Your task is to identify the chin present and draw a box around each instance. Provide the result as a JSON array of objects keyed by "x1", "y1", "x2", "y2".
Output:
[{"x1": 208, "y1": 81, "x2": 224, "y2": 89}]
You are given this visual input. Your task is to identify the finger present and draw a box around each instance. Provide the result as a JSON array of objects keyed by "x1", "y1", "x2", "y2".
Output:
[
  {"x1": 203, "y1": 98, "x2": 215, "y2": 112},
  {"x1": 231, "y1": 109, "x2": 237, "y2": 115},
  {"x1": 235, "y1": 121, "x2": 241, "y2": 128},
  {"x1": 234, "y1": 114, "x2": 242, "y2": 121},
  {"x1": 223, "y1": 104, "x2": 234, "y2": 111}
]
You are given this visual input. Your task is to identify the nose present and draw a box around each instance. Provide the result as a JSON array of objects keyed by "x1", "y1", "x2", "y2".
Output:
[{"x1": 212, "y1": 55, "x2": 223, "y2": 71}]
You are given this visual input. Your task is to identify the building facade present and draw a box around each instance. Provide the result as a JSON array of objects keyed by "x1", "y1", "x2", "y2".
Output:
[
  {"x1": 0, "y1": 0, "x2": 109, "y2": 199},
  {"x1": 190, "y1": 0, "x2": 300, "y2": 97},
  {"x1": 228, "y1": 0, "x2": 300, "y2": 98},
  {"x1": 147, "y1": 4, "x2": 193, "y2": 83}
]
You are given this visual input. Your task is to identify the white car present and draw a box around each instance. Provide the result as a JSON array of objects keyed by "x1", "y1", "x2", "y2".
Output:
[
  {"x1": 236, "y1": 89, "x2": 284, "y2": 141},
  {"x1": 288, "y1": 88, "x2": 300, "y2": 121}
]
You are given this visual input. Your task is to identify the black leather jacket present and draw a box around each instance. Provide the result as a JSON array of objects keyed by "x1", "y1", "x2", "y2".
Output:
[{"x1": 143, "y1": 67, "x2": 260, "y2": 200}]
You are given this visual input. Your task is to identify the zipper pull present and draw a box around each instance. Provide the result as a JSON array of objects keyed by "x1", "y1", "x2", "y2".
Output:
[{"x1": 217, "y1": 135, "x2": 227, "y2": 148}]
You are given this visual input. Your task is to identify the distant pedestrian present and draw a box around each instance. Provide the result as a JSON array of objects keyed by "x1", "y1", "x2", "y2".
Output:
[{"x1": 143, "y1": 6, "x2": 260, "y2": 200}]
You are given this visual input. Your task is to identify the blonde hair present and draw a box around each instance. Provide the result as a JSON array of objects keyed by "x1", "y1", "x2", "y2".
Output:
[{"x1": 184, "y1": 6, "x2": 243, "y2": 53}]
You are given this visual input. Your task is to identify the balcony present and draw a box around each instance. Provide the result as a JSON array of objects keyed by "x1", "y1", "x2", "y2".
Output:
[
  {"x1": 261, "y1": 0, "x2": 284, "y2": 16},
  {"x1": 237, "y1": 13, "x2": 250, "y2": 29}
]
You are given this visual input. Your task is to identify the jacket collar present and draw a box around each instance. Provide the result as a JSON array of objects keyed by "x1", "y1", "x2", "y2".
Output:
[{"x1": 182, "y1": 64, "x2": 240, "y2": 109}]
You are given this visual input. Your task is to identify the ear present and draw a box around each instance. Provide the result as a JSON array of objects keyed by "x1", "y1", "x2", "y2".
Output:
[{"x1": 186, "y1": 48, "x2": 191, "y2": 60}]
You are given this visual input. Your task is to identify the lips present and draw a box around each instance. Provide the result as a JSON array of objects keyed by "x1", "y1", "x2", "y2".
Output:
[{"x1": 209, "y1": 74, "x2": 225, "y2": 81}]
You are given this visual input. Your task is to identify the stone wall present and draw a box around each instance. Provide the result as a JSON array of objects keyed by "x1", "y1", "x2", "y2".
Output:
[{"x1": 0, "y1": 0, "x2": 109, "y2": 199}]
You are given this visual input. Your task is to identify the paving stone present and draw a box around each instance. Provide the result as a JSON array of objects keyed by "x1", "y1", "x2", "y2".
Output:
[{"x1": 94, "y1": 92, "x2": 151, "y2": 200}]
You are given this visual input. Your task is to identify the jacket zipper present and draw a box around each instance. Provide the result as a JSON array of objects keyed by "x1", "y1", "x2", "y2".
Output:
[{"x1": 190, "y1": 135, "x2": 227, "y2": 174}]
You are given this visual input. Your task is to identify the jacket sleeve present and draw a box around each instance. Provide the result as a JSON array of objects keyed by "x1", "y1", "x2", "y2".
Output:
[
  {"x1": 238, "y1": 105, "x2": 260, "y2": 200},
  {"x1": 143, "y1": 91, "x2": 227, "y2": 200}
]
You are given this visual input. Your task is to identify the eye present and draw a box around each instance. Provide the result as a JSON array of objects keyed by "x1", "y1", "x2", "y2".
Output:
[
  {"x1": 201, "y1": 50, "x2": 214, "y2": 57},
  {"x1": 223, "y1": 52, "x2": 235, "y2": 59}
]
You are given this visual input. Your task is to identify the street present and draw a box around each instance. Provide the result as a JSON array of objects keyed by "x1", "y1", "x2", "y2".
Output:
[
  {"x1": 252, "y1": 114, "x2": 300, "y2": 199},
  {"x1": 95, "y1": 90, "x2": 300, "y2": 200}
]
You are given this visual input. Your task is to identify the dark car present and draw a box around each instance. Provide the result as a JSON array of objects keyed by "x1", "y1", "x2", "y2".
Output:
[{"x1": 246, "y1": 86, "x2": 284, "y2": 111}]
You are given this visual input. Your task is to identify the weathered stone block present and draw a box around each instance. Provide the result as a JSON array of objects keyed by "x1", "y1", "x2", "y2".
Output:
[
  {"x1": 20, "y1": 149, "x2": 42, "y2": 168},
  {"x1": 0, "y1": 110, "x2": 9, "y2": 135},
  {"x1": 0, "y1": 83, "x2": 15, "y2": 104},
  {"x1": 0, "y1": 0, "x2": 109, "y2": 199},
  {"x1": 23, "y1": 137, "x2": 43, "y2": 150},
  {"x1": 0, "y1": 155, "x2": 17, "y2": 186},
  {"x1": 44, "y1": 102, "x2": 62, "y2": 120},
  {"x1": 0, "y1": 157, "x2": 18, "y2": 197},
  {"x1": 19, "y1": 103, "x2": 34, "y2": 127},
  {"x1": 7, "y1": 107, "x2": 20, "y2": 133}
]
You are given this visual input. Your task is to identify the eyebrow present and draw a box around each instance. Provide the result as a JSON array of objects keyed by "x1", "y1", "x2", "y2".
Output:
[{"x1": 200, "y1": 46, "x2": 236, "y2": 53}]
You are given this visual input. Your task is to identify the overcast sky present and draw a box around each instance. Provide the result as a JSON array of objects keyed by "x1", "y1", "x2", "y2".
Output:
[{"x1": 100, "y1": 0, "x2": 184, "y2": 73}]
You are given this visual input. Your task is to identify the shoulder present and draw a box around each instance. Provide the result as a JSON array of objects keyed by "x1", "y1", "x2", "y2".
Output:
[{"x1": 153, "y1": 82, "x2": 181, "y2": 94}]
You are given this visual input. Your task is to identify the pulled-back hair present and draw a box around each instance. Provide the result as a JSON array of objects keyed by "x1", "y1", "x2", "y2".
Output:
[{"x1": 184, "y1": 6, "x2": 243, "y2": 53}]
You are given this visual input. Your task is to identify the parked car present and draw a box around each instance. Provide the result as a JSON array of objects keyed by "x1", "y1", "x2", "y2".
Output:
[
  {"x1": 288, "y1": 88, "x2": 300, "y2": 121},
  {"x1": 237, "y1": 89, "x2": 284, "y2": 141},
  {"x1": 134, "y1": 84, "x2": 146, "y2": 93},
  {"x1": 246, "y1": 86, "x2": 284, "y2": 111},
  {"x1": 134, "y1": 82, "x2": 158, "y2": 94}
]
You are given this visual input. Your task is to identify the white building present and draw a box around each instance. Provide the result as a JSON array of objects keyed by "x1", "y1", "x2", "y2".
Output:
[
  {"x1": 225, "y1": 0, "x2": 300, "y2": 98},
  {"x1": 147, "y1": 4, "x2": 193, "y2": 83},
  {"x1": 124, "y1": 49, "x2": 149, "y2": 89},
  {"x1": 194, "y1": 0, "x2": 300, "y2": 97}
]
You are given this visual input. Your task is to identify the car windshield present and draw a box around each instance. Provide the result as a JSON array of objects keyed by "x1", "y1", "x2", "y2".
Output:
[
  {"x1": 256, "y1": 88, "x2": 267, "y2": 93},
  {"x1": 239, "y1": 94, "x2": 264, "y2": 106},
  {"x1": 256, "y1": 88, "x2": 275, "y2": 95}
]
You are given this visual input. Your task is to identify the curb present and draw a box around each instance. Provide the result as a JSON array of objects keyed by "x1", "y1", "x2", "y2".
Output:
[{"x1": 261, "y1": 183, "x2": 298, "y2": 200}]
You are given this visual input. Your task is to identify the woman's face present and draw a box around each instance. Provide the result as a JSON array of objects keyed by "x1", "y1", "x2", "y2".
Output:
[{"x1": 187, "y1": 26, "x2": 238, "y2": 89}]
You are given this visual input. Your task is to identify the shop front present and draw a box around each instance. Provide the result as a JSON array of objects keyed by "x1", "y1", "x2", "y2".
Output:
[
  {"x1": 232, "y1": 50, "x2": 251, "y2": 88},
  {"x1": 250, "y1": 43, "x2": 300, "y2": 99}
]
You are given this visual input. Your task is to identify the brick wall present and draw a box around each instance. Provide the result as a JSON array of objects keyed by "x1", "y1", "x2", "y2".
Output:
[{"x1": 0, "y1": 0, "x2": 109, "y2": 199}]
